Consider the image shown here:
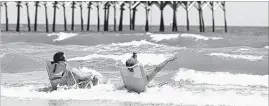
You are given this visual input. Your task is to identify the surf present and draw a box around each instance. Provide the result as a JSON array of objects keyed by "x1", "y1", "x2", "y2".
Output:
[
  {"x1": 1, "y1": 80, "x2": 268, "y2": 106},
  {"x1": 208, "y1": 52, "x2": 263, "y2": 61},
  {"x1": 47, "y1": 32, "x2": 79, "y2": 42},
  {"x1": 173, "y1": 68, "x2": 268, "y2": 87},
  {"x1": 69, "y1": 53, "x2": 173, "y2": 66}
]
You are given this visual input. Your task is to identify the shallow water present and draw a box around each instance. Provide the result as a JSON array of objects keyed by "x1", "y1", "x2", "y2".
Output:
[{"x1": 1, "y1": 26, "x2": 268, "y2": 106}]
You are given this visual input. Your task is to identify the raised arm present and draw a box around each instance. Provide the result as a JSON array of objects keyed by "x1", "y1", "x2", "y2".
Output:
[{"x1": 146, "y1": 55, "x2": 178, "y2": 82}]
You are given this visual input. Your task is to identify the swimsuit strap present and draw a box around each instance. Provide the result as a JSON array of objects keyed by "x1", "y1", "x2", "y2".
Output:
[
  {"x1": 50, "y1": 76, "x2": 62, "y2": 80},
  {"x1": 50, "y1": 63, "x2": 65, "y2": 80},
  {"x1": 53, "y1": 64, "x2": 57, "y2": 73}
]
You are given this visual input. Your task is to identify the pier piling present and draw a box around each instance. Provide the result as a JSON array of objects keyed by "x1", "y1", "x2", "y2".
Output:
[{"x1": 1, "y1": 1, "x2": 228, "y2": 32}]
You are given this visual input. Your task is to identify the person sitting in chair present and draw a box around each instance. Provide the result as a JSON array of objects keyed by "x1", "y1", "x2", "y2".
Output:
[{"x1": 46, "y1": 52, "x2": 100, "y2": 90}]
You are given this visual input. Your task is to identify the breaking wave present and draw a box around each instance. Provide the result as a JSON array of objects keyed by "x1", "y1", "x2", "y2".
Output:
[
  {"x1": 173, "y1": 68, "x2": 268, "y2": 87},
  {"x1": 180, "y1": 34, "x2": 223, "y2": 41},
  {"x1": 149, "y1": 34, "x2": 179, "y2": 42},
  {"x1": 148, "y1": 33, "x2": 223, "y2": 42},
  {"x1": 1, "y1": 82, "x2": 267, "y2": 106},
  {"x1": 47, "y1": 32, "x2": 78, "y2": 42},
  {"x1": 109, "y1": 40, "x2": 162, "y2": 47},
  {"x1": 208, "y1": 52, "x2": 263, "y2": 61},
  {"x1": 69, "y1": 53, "x2": 173, "y2": 66}
]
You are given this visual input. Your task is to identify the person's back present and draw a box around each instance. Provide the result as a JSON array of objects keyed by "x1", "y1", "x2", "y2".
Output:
[
  {"x1": 46, "y1": 52, "x2": 71, "y2": 90},
  {"x1": 46, "y1": 62, "x2": 69, "y2": 90},
  {"x1": 47, "y1": 61, "x2": 67, "y2": 80},
  {"x1": 121, "y1": 63, "x2": 148, "y2": 93},
  {"x1": 122, "y1": 52, "x2": 178, "y2": 93}
]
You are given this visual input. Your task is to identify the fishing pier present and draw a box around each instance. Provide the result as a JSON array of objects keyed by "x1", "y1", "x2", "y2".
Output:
[{"x1": 1, "y1": 1, "x2": 228, "y2": 32}]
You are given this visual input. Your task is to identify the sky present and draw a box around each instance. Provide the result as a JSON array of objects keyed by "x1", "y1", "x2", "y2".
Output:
[{"x1": 0, "y1": 1, "x2": 268, "y2": 27}]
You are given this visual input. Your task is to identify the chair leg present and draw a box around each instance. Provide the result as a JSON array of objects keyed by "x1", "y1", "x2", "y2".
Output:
[{"x1": 84, "y1": 80, "x2": 93, "y2": 89}]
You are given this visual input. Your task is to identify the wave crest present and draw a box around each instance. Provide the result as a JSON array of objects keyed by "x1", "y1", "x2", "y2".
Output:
[
  {"x1": 69, "y1": 53, "x2": 172, "y2": 66},
  {"x1": 149, "y1": 34, "x2": 179, "y2": 42},
  {"x1": 208, "y1": 52, "x2": 263, "y2": 61},
  {"x1": 110, "y1": 40, "x2": 161, "y2": 47},
  {"x1": 47, "y1": 32, "x2": 78, "y2": 42},
  {"x1": 173, "y1": 68, "x2": 268, "y2": 87},
  {"x1": 180, "y1": 34, "x2": 223, "y2": 41}
]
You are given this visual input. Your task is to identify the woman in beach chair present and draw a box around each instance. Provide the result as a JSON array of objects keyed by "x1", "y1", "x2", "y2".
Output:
[{"x1": 46, "y1": 52, "x2": 99, "y2": 90}]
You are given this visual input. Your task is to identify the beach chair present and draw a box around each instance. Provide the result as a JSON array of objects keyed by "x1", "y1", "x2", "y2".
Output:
[
  {"x1": 120, "y1": 65, "x2": 148, "y2": 93},
  {"x1": 45, "y1": 61, "x2": 93, "y2": 89}
]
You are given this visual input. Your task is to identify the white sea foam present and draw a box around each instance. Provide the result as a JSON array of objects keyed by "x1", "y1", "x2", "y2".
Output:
[
  {"x1": 1, "y1": 84, "x2": 267, "y2": 106},
  {"x1": 264, "y1": 46, "x2": 269, "y2": 49},
  {"x1": 174, "y1": 68, "x2": 268, "y2": 87},
  {"x1": 81, "y1": 40, "x2": 180, "y2": 53},
  {"x1": 1, "y1": 68, "x2": 268, "y2": 106},
  {"x1": 238, "y1": 48, "x2": 249, "y2": 51},
  {"x1": 149, "y1": 34, "x2": 179, "y2": 42},
  {"x1": 47, "y1": 32, "x2": 78, "y2": 42},
  {"x1": 208, "y1": 52, "x2": 263, "y2": 61},
  {"x1": 110, "y1": 40, "x2": 160, "y2": 47},
  {"x1": 69, "y1": 53, "x2": 172, "y2": 65},
  {"x1": 180, "y1": 34, "x2": 223, "y2": 41},
  {"x1": 0, "y1": 53, "x2": 6, "y2": 58},
  {"x1": 72, "y1": 67, "x2": 103, "y2": 79}
]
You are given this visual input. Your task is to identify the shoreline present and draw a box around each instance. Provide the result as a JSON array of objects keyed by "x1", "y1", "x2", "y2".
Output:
[{"x1": 1, "y1": 97, "x2": 174, "y2": 106}]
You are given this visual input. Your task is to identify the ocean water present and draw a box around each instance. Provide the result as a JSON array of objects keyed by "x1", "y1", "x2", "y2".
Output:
[{"x1": 1, "y1": 25, "x2": 268, "y2": 106}]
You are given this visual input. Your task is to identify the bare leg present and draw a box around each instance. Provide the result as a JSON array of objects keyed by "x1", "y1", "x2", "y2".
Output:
[
  {"x1": 50, "y1": 80, "x2": 58, "y2": 90},
  {"x1": 68, "y1": 69, "x2": 94, "y2": 82},
  {"x1": 146, "y1": 55, "x2": 178, "y2": 82},
  {"x1": 69, "y1": 70, "x2": 101, "y2": 87}
]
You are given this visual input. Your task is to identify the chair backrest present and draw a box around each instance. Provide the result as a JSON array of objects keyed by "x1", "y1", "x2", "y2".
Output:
[
  {"x1": 120, "y1": 65, "x2": 148, "y2": 93},
  {"x1": 45, "y1": 61, "x2": 54, "y2": 79}
]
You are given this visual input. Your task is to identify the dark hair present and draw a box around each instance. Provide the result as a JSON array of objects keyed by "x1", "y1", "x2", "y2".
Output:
[
  {"x1": 126, "y1": 58, "x2": 137, "y2": 72},
  {"x1": 52, "y1": 52, "x2": 66, "y2": 64},
  {"x1": 51, "y1": 52, "x2": 66, "y2": 73},
  {"x1": 132, "y1": 52, "x2": 137, "y2": 58}
]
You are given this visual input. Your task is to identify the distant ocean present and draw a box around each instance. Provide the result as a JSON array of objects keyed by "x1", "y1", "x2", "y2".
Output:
[{"x1": 1, "y1": 24, "x2": 268, "y2": 106}]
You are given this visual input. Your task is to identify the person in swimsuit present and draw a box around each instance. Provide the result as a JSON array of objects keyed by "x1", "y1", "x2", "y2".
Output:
[
  {"x1": 125, "y1": 52, "x2": 178, "y2": 84},
  {"x1": 125, "y1": 52, "x2": 138, "y2": 72},
  {"x1": 47, "y1": 52, "x2": 100, "y2": 90}
]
